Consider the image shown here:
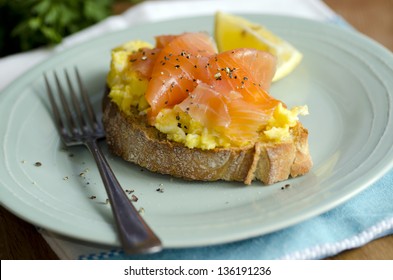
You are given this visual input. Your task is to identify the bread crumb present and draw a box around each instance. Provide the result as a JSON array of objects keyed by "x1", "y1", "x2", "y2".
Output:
[{"x1": 79, "y1": 168, "x2": 89, "y2": 177}]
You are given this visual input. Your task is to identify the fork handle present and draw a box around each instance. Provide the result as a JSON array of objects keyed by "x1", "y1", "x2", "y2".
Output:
[{"x1": 85, "y1": 140, "x2": 162, "y2": 254}]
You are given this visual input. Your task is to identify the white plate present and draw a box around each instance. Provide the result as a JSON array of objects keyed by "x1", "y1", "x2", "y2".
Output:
[{"x1": 1, "y1": 15, "x2": 392, "y2": 248}]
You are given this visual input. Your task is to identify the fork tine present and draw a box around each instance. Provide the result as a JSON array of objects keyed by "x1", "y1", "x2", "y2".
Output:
[
  {"x1": 53, "y1": 71, "x2": 79, "y2": 136},
  {"x1": 74, "y1": 67, "x2": 100, "y2": 130},
  {"x1": 44, "y1": 73, "x2": 68, "y2": 136},
  {"x1": 64, "y1": 69, "x2": 87, "y2": 131}
]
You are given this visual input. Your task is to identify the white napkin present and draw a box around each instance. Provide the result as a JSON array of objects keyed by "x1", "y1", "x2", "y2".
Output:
[{"x1": 1, "y1": 0, "x2": 354, "y2": 259}]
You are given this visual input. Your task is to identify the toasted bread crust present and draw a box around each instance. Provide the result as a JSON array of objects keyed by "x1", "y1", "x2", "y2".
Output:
[{"x1": 102, "y1": 96, "x2": 312, "y2": 185}]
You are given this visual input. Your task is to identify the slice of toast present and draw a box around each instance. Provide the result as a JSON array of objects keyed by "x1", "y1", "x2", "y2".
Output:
[{"x1": 102, "y1": 95, "x2": 312, "y2": 185}]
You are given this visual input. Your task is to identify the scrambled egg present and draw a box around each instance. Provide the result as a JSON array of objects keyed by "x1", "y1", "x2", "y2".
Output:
[
  {"x1": 264, "y1": 103, "x2": 309, "y2": 141},
  {"x1": 154, "y1": 108, "x2": 232, "y2": 150},
  {"x1": 107, "y1": 40, "x2": 152, "y2": 114},
  {"x1": 107, "y1": 40, "x2": 308, "y2": 149}
]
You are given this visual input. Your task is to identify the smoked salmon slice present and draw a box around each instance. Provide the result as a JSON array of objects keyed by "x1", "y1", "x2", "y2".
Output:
[
  {"x1": 128, "y1": 32, "x2": 281, "y2": 142},
  {"x1": 177, "y1": 83, "x2": 231, "y2": 129},
  {"x1": 129, "y1": 48, "x2": 160, "y2": 79},
  {"x1": 145, "y1": 33, "x2": 217, "y2": 120}
]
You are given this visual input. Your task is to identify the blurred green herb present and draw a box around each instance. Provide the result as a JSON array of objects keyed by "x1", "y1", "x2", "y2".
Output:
[{"x1": 0, "y1": 0, "x2": 142, "y2": 57}]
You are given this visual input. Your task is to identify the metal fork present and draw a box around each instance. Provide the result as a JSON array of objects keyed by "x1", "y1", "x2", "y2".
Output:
[{"x1": 44, "y1": 68, "x2": 162, "y2": 254}]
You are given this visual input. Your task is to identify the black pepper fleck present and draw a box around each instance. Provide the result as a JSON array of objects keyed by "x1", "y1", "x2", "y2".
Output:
[
  {"x1": 281, "y1": 184, "x2": 291, "y2": 190},
  {"x1": 214, "y1": 72, "x2": 222, "y2": 80}
]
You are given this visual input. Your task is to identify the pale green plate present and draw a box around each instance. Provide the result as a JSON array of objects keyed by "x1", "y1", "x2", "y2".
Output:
[{"x1": 1, "y1": 15, "x2": 392, "y2": 248}]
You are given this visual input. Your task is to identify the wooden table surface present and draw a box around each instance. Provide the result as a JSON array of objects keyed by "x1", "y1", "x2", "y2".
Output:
[{"x1": 1, "y1": 0, "x2": 392, "y2": 260}]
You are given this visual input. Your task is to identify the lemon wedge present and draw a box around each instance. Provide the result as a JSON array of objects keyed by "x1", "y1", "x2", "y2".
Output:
[{"x1": 214, "y1": 11, "x2": 303, "y2": 82}]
